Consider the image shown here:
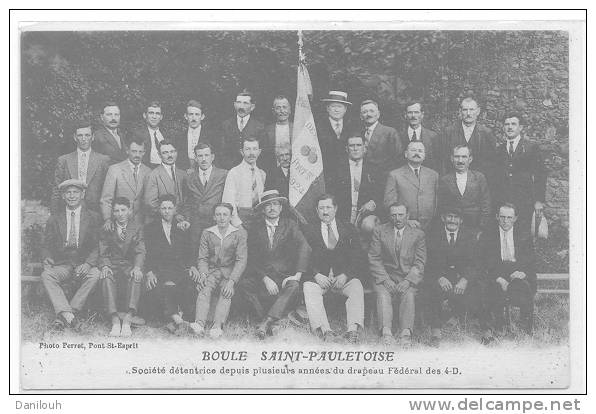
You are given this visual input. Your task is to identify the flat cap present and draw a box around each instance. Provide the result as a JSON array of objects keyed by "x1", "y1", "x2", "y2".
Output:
[{"x1": 58, "y1": 179, "x2": 87, "y2": 191}]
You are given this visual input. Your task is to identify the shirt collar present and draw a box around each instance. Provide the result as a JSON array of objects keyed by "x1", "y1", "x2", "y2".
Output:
[
  {"x1": 77, "y1": 148, "x2": 91, "y2": 156},
  {"x1": 462, "y1": 122, "x2": 476, "y2": 131},
  {"x1": 66, "y1": 205, "x2": 82, "y2": 216},
  {"x1": 116, "y1": 220, "x2": 128, "y2": 230},
  {"x1": 237, "y1": 114, "x2": 250, "y2": 124},
  {"x1": 507, "y1": 135, "x2": 521, "y2": 147},
  {"x1": 350, "y1": 158, "x2": 363, "y2": 166},
  {"x1": 161, "y1": 219, "x2": 172, "y2": 227},
  {"x1": 445, "y1": 227, "x2": 459, "y2": 240},
  {"x1": 394, "y1": 226, "x2": 405, "y2": 237},
  {"x1": 321, "y1": 219, "x2": 337, "y2": 231},
  {"x1": 148, "y1": 125, "x2": 161, "y2": 135},
  {"x1": 366, "y1": 121, "x2": 379, "y2": 131},
  {"x1": 500, "y1": 226, "x2": 514, "y2": 236},
  {"x1": 199, "y1": 165, "x2": 213, "y2": 176},
  {"x1": 242, "y1": 159, "x2": 257, "y2": 170},
  {"x1": 162, "y1": 162, "x2": 176, "y2": 170},
  {"x1": 408, "y1": 163, "x2": 421, "y2": 173},
  {"x1": 408, "y1": 125, "x2": 421, "y2": 133},
  {"x1": 265, "y1": 218, "x2": 280, "y2": 227},
  {"x1": 206, "y1": 224, "x2": 239, "y2": 239},
  {"x1": 329, "y1": 117, "x2": 343, "y2": 126}
]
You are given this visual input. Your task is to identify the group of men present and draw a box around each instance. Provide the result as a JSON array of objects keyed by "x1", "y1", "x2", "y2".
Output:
[{"x1": 41, "y1": 87, "x2": 546, "y2": 346}]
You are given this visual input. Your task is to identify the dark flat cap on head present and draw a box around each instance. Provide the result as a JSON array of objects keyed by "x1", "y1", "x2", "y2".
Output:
[{"x1": 58, "y1": 179, "x2": 87, "y2": 191}]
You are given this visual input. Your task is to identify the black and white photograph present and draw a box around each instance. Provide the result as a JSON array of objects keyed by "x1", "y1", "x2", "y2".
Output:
[{"x1": 11, "y1": 11, "x2": 586, "y2": 394}]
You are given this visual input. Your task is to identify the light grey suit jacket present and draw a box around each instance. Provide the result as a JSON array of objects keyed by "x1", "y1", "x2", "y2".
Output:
[
  {"x1": 384, "y1": 164, "x2": 439, "y2": 230},
  {"x1": 368, "y1": 223, "x2": 426, "y2": 285},
  {"x1": 100, "y1": 160, "x2": 151, "y2": 222},
  {"x1": 144, "y1": 164, "x2": 188, "y2": 220}
]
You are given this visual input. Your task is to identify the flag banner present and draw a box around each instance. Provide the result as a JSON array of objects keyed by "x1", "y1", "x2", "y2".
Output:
[{"x1": 289, "y1": 62, "x2": 325, "y2": 221}]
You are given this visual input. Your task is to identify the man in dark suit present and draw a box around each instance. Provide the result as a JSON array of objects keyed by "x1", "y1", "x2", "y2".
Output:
[
  {"x1": 437, "y1": 145, "x2": 491, "y2": 235},
  {"x1": 264, "y1": 144, "x2": 291, "y2": 198},
  {"x1": 180, "y1": 142, "x2": 228, "y2": 251},
  {"x1": 41, "y1": 179, "x2": 102, "y2": 332},
  {"x1": 238, "y1": 190, "x2": 311, "y2": 339},
  {"x1": 424, "y1": 207, "x2": 482, "y2": 346},
  {"x1": 92, "y1": 101, "x2": 128, "y2": 164},
  {"x1": 131, "y1": 101, "x2": 171, "y2": 169},
  {"x1": 479, "y1": 203, "x2": 537, "y2": 338},
  {"x1": 328, "y1": 135, "x2": 380, "y2": 225},
  {"x1": 263, "y1": 95, "x2": 293, "y2": 175},
  {"x1": 175, "y1": 99, "x2": 216, "y2": 173},
  {"x1": 368, "y1": 203, "x2": 426, "y2": 346},
  {"x1": 360, "y1": 99, "x2": 403, "y2": 188},
  {"x1": 51, "y1": 121, "x2": 110, "y2": 213},
  {"x1": 144, "y1": 140, "x2": 189, "y2": 224},
  {"x1": 100, "y1": 138, "x2": 152, "y2": 229},
  {"x1": 493, "y1": 113, "x2": 547, "y2": 236},
  {"x1": 441, "y1": 97, "x2": 497, "y2": 177},
  {"x1": 98, "y1": 197, "x2": 145, "y2": 338},
  {"x1": 144, "y1": 194, "x2": 196, "y2": 334},
  {"x1": 384, "y1": 140, "x2": 439, "y2": 230},
  {"x1": 401, "y1": 100, "x2": 440, "y2": 172},
  {"x1": 220, "y1": 89, "x2": 266, "y2": 170},
  {"x1": 316, "y1": 91, "x2": 356, "y2": 181},
  {"x1": 302, "y1": 194, "x2": 365, "y2": 343}
]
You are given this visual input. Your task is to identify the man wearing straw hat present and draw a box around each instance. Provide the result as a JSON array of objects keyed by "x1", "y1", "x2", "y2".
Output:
[{"x1": 238, "y1": 189, "x2": 311, "y2": 339}]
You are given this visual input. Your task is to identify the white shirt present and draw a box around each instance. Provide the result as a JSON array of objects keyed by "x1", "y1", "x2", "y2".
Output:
[
  {"x1": 162, "y1": 219, "x2": 173, "y2": 244},
  {"x1": 408, "y1": 163, "x2": 421, "y2": 177},
  {"x1": 206, "y1": 224, "x2": 239, "y2": 241},
  {"x1": 65, "y1": 206, "x2": 82, "y2": 246},
  {"x1": 281, "y1": 166, "x2": 289, "y2": 178},
  {"x1": 265, "y1": 218, "x2": 280, "y2": 247},
  {"x1": 274, "y1": 123, "x2": 291, "y2": 149},
  {"x1": 445, "y1": 228, "x2": 459, "y2": 244},
  {"x1": 329, "y1": 117, "x2": 344, "y2": 137},
  {"x1": 499, "y1": 227, "x2": 516, "y2": 262},
  {"x1": 462, "y1": 122, "x2": 476, "y2": 142},
  {"x1": 108, "y1": 128, "x2": 122, "y2": 149},
  {"x1": 237, "y1": 114, "x2": 250, "y2": 131},
  {"x1": 349, "y1": 159, "x2": 363, "y2": 206},
  {"x1": 506, "y1": 135, "x2": 521, "y2": 153},
  {"x1": 408, "y1": 125, "x2": 421, "y2": 141},
  {"x1": 199, "y1": 165, "x2": 213, "y2": 185},
  {"x1": 77, "y1": 148, "x2": 91, "y2": 182},
  {"x1": 149, "y1": 127, "x2": 165, "y2": 164},
  {"x1": 222, "y1": 160, "x2": 266, "y2": 226},
  {"x1": 455, "y1": 171, "x2": 468, "y2": 195},
  {"x1": 321, "y1": 219, "x2": 339, "y2": 249},
  {"x1": 187, "y1": 125, "x2": 203, "y2": 161},
  {"x1": 364, "y1": 121, "x2": 378, "y2": 143},
  {"x1": 394, "y1": 226, "x2": 405, "y2": 244}
]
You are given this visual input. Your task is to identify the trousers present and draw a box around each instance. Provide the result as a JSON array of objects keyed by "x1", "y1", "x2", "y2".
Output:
[
  {"x1": 195, "y1": 269, "x2": 232, "y2": 327},
  {"x1": 239, "y1": 277, "x2": 300, "y2": 320},
  {"x1": 374, "y1": 283, "x2": 418, "y2": 333},
  {"x1": 101, "y1": 265, "x2": 142, "y2": 315},
  {"x1": 41, "y1": 264, "x2": 101, "y2": 315}
]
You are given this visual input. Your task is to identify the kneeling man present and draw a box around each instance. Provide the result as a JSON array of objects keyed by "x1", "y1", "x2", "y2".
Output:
[
  {"x1": 368, "y1": 203, "x2": 426, "y2": 345},
  {"x1": 99, "y1": 197, "x2": 145, "y2": 337},
  {"x1": 303, "y1": 194, "x2": 365, "y2": 343}
]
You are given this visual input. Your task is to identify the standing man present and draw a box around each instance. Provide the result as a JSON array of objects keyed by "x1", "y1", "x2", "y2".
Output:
[
  {"x1": 317, "y1": 91, "x2": 355, "y2": 178},
  {"x1": 493, "y1": 113, "x2": 546, "y2": 235},
  {"x1": 263, "y1": 95, "x2": 293, "y2": 174},
  {"x1": 424, "y1": 207, "x2": 481, "y2": 346},
  {"x1": 93, "y1": 101, "x2": 128, "y2": 164},
  {"x1": 222, "y1": 137, "x2": 266, "y2": 228},
  {"x1": 479, "y1": 203, "x2": 537, "y2": 337},
  {"x1": 98, "y1": 197, "x2": 145, "y2": 338},
  {"x1": 264, "y1": 144, "x2": 291, "y2": 198},
  {"x1": 176, "y1": 99, "x2": 213, "y2": 173},
  {"x1": 100, "y1": 138, "x2": 151, "y2": 228},
  {"x1": 369, "y1": 203, "x2": 426, "y2": 345},
  {"x1": 180, "y1": 142, "x2": 228, "y2": 250},
  {"x1": 441, "y1": 97, "x2": 497, "y2": 177},
  {"x1": 401, "y1": 100, "x2": 440, "y2": 172},
  {"x1": 302, "y1": 194, "x2": 365, "y2": 343},
  {"x1": 131, "y1": 101, "x2": 169, "y2": 169},
  {"x1": 41, "y1": 179, "x2": 102, "y2": 332},
  {"x1": 384, "y1": 141, "x2": 439, "y2": 230},
  {"x1": 360, "y1": 99, "x2": 402, "y2": 187},
  {"x1": 51, "y1": 120, "x2": 110, "y2": 213},
  {"x1": 437, "y1": 145, "x2": 491, "y2": 235},
  {"x1": 328, "y1": 135, "x2": 379, "y2": 225},
  {"x1": 220, "y1": 89, "x2": 266, "y2": 170},
  {"x1": 239, "y1": 190, "x2": 311, "y2": 339},
  {"x1": 144, "y1": 140, "x2": 188, "y2": 223}
]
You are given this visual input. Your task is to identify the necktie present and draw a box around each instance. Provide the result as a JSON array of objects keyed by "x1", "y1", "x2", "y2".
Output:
[
  {"x1": 333, "y1": 122, "x2": 341, "y2": 138},
  {"x1": 79, "y1": 152, "x2": 87, "y2": 182},
  {"x1": 327, "y1": 223, "x2": 338, "y2": 250},
  {"x1": 411, "y1": 129, "x2": 417, "y2": 141},
  {"x1": 394, "y1": 229, "x2": 402, "y2": 255},
  {"x1": 508, "y1": 140, "x2": 514, "y2": 157},
  {"x1": 502, "y1": 232, "x2": 513, "y2": 261},
  {"x1": 364, "y1": 127, "x2": 372, "y2": 144},
  {"x1": 67, "y1": 211, "x2": 77, "y2": 248},
  {"x1": 171, "y1": 165, "x2": 177, "y2": 184},
  {"x1": 267, "y1": 224, "x2": 276, "y2": 249},
  {"x1": 414, "y1": 168, "x2": 420, "y2": 179},
  {"x1": 353, "y1": 176, "x2": 360, "y2": 193},
  {"x1": 113, "y1": 130, "x2": 121, "y2": 149},
  {"x1": 449, "y1": 232, "x2": 455, "y2": 246},
  {"x1": 251, "y1": 167, "x2": 259, "y2": 206},
  {"x1": 202, "y1": 171, "x2": 208, "y2": 187},
  {"x1": 120, "y1": 226, "x2": 127, "y2": 242},
  {"x1": 239, "y1": 117, "x2": 245, "y2": 131},
  {"x1": 153, "y1": 131, "x2": 160, "y2": 153},
  {"x1": 133, "y1": 164, "x2": 139, "y2": 186}
]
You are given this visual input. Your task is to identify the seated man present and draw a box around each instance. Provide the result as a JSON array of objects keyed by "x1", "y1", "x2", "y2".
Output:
[
  {"x1": 480, "y1": 202, "x2": 537, "y2": 339},
  {"x1": 239, "y1": 190, "x2": 311, "y2": 339},
  {"x1": 303, "y1": 194, "x2": 365, "y2": 343},
  {"x1": 424, "y1": 206, "x2": 482, "y2": 346},
  {"x1": 41, "y1": 179, "x2": 102, "y2": 331},
  {"x1": 368, "y1": 203, "x2": 426, "y2": 346},
  {"x1": 190, "y1": 203, "x2": 248, "y2": 339},
  {"x1": 144, "y1": 194, "x2": 195, "y2": 335},
  {"x1": 98, "y1": 197, "x2": 145, "y2": 337}
]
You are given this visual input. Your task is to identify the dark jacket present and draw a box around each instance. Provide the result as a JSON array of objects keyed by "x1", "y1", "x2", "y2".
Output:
[
  {"x1": 144, "y1": 219, "x2": 193, "y2": 284},
  {"x1": 98, "y1": 221, "x2": 146, "y2": 270},
  {"x1": 399, "y1": 126, "x2": 440, "y2": 172},
  {"x1": 220, "y1": 116, "x2": 266, "y2": 170},
  {"x1": 316, "y1": 116, "x2": 357, "y2": 184},
  {"x1": 92, "y1": 125, "x2": 129, "y2": 165},
  {"x1": 441, "y1": 122, "x2": 497, "y2": 177},
  {"x1": 264, "y1": 166, "x2": 290, "y2": 198},
  {"x1": 263, "y1": 122, "x2": 293, "y2": 175},
  {"x1": 425, "y1": 224, "x2": 478, "y2": 282},
  {"x1": 174, "y1": 123, "x2": 217, "y2": 170}
]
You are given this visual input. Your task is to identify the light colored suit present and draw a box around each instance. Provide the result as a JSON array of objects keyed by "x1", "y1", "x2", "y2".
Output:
[
  {"x1": 51, "y1": 150, "x2": 110, "y2": 213},
  {"x1": 368, "y1": 223, "x2": 426, "y2": 333},
  {"x1": 384, "y1": 164, "x2": 439, "y2": 230},
  {"x1": 143, "y1": 164, "x2": 188, "y2": 221},
  {"x1": 100, "y1": 160, "x2": 151, "y2": 224}
]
